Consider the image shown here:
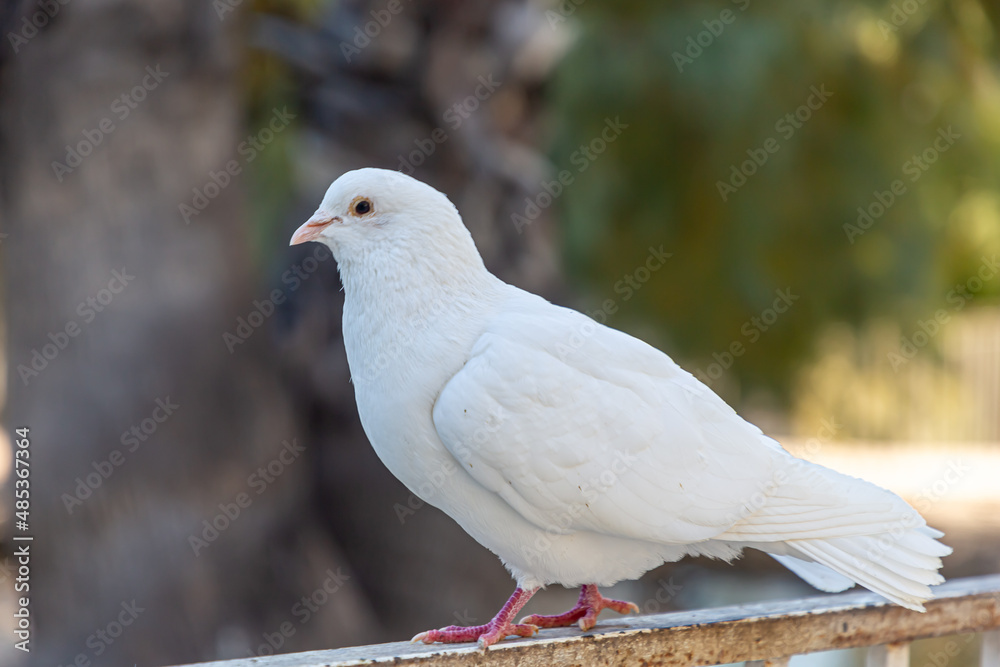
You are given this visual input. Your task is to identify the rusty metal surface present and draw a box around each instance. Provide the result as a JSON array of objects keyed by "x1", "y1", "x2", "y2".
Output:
[{"x1": 172, "y1": 574, "x2": 1000, "y2": 667}]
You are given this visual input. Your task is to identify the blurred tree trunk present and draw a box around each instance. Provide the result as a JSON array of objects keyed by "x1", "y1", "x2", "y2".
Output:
[{"x1": 0, "y1": 1, "x2": 378, "y2": 665}]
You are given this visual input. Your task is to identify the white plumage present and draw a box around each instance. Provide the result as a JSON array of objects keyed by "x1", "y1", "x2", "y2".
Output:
[{"x1": 290, "y1": 168, "x2": 950, "y2": 646}]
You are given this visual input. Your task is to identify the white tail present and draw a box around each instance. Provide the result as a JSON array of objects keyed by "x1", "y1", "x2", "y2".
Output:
[{"x1": 717, "y1": 455, "x2": 952, "y2": 610}]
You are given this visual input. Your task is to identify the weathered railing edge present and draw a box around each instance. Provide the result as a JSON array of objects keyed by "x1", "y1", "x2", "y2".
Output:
[{"x1": 173, "y1": 574, "x2": 1000, "y2": 667}]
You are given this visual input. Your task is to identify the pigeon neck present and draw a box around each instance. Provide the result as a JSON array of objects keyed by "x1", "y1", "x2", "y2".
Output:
[
  {"x1": 337, "y1": 246, "x2": 504, "y2": 388},
  {"x1": 337, "y1": 241, "x2": 499, "y2": 309}
]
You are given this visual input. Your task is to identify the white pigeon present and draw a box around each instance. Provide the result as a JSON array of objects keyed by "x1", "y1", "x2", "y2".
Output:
[{"x1": 290, "y1": 167, "x2": 951, "y2": 648}]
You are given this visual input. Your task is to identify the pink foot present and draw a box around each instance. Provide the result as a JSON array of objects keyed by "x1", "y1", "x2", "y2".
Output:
[
  {"x1": 412, "y1": 587, "x2": 539, "y2": 649},
  {"x1": 521, "y1": 584, "x2": 639, "y2": 631}
]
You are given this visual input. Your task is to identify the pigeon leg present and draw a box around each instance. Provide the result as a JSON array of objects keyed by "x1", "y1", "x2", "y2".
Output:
[
  {"x1": 521, "y1": 584, "x2": 639, "y2": 631},
  {"x1": 412, "y1": 586, "x2": 540, "y2": 649}
]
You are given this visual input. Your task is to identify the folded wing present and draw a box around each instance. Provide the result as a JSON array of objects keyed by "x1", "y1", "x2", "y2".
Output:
[{"x1": 432, "y1": 293, "x2": 781, "y2": 545}]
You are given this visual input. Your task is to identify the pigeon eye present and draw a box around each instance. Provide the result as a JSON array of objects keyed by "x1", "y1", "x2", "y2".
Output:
[{"x1": 351, "y1": 198, "x2": 373, "y2": 216}]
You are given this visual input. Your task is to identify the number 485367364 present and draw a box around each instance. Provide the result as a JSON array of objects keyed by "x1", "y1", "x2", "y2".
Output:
[{"x1": 14, "y1": 427, "x2": 29, "y2": 530}]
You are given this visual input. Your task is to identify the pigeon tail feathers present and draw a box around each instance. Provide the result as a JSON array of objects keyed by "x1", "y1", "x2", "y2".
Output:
[{"x1": 718, "y1": 456, "x2": 951, "y2": 610}]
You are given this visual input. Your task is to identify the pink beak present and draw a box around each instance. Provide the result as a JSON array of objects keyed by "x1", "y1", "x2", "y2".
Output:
[{"x1": 290, "y1": 214, "x2": 340, "y2": 245}]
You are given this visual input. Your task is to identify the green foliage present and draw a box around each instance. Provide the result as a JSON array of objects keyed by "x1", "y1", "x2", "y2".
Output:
[
  {"x1": 243, "y1": 70, "x2": 299, "y2": 264},
  {"x1": 241, "y1": 0, "x2": 319, "y2": 265},
  {"x1": 548, "y1": 0, "x2": 1000, "y2": 402}
]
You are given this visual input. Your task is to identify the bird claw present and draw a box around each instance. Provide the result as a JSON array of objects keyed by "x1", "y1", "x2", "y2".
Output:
[
  {"x1": 521, "y1": 585, "x2": 639, "y2": 631},
  {"x1": 412, "y1": 622, "x2": 537, "y2": 648},
  {"x1": 477, "y1": 623, "x2": 538, "y2": 649},
  {"x1": 411, "y1": 586, "x2": 538, "y2": 647}
]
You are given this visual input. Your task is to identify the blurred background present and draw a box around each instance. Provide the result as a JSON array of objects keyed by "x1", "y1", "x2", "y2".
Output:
[{"x1": 1, "y1": 0, "x2": 999, "y2": 665}]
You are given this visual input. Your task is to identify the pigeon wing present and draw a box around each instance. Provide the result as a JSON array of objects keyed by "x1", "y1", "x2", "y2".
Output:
[{"x1": 432, "y1": 293, "x2": 779, "y2": 545}]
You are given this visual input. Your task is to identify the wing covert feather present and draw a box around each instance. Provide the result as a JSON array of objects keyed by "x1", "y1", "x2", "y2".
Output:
[{"x1": 432, "y1": 297, "x2": 779, "y2": 545}]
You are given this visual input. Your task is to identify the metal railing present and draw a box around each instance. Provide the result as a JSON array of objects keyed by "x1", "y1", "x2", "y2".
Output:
[{"x1": 174, "y1": 573, "x2": 1000, "y2": 667}]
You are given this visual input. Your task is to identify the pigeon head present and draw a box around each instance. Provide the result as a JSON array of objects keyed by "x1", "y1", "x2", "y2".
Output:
[{"x1": 289, "y1": 168, "x2": 484, "y2": 277}]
